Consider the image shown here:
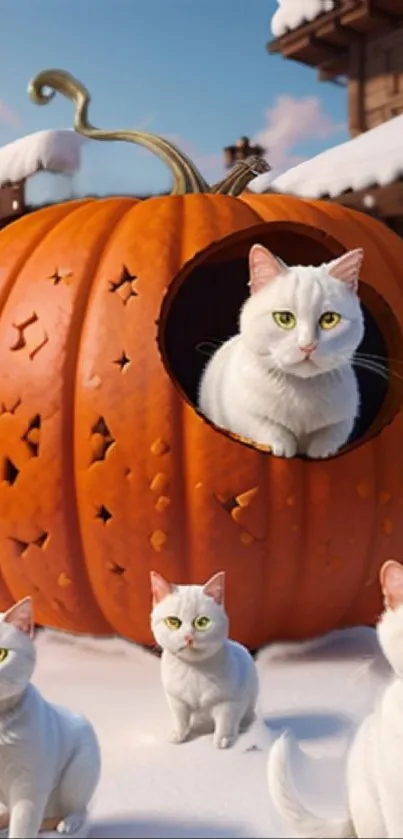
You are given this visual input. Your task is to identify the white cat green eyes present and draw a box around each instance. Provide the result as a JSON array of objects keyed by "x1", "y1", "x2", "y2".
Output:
[
  {"x1": 193, "y1": 616, "x2": 211, "y2": 631},
  {"x1": 272, "y1": 311, "x2": 296, "y2": 330},
  {"x1": 163, "y1": 616, "x2": 211, "y2": 631},
  {"x1": 164, "y1": 617, "x2": 182, "y2": 631},
  {"x1": 272, "y1": 310, "x2": 341, "y2": 331},
  {"x1": 319, "y1": 312, "x2": 341, "y2": 330},
  {"x1": 0, "y1": 649, "x2": 8, "y2": 663}
]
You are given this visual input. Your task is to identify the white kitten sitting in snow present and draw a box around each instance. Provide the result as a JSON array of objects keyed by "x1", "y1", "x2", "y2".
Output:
[
  {"x1": 0, "y1": 597, "x2": 100, "y2": 839},
  {"x1": 267, "y1": 559, "x2": 403, "y2": 838},
  {"x1": 199, "y1": 244, "x2": 365, "y2": 459},
  {"x1": 150, "y1": 571, "x2": 258, "y2": 749}
]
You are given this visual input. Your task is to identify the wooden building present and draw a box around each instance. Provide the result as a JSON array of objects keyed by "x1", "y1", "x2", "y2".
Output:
[
  {"x1": 269, "y1": 0, "x2": 403, "y2": 134},
  {"x1": 0, "y1": 182, "x2": 25, "y2": 230},
  {"x1": 263, "y1": 0, "x2": 403, "y2": 231}
]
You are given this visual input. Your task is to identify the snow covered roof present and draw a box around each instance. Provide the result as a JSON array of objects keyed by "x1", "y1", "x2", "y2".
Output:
[
  {"x1": 0, "y1": 129, "x2": 86, "y2": 189},
  {"x1": 271, "y1": 0, "x2": 335, "y2": 38},
  {"x1": 250, "y1": 114, "x2": 403, "y2": 198}
]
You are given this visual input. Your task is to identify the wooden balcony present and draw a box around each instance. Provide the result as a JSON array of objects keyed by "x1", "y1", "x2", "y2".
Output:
[{"x1": 268, "y1": 0, "x2": 403, "y2": 79}]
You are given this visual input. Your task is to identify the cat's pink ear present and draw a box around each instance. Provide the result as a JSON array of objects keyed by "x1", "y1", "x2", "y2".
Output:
[
  {"x1": 380, "y1": 560, "x2": 403, "y2": 611},
  {"x1": 248, "y1": 244, "x2": 286, "y2": 295},
  {"x1": 203, "y1": 571, "x2": 225, "y2": 605},
  {"x1": 3, "y1": 597, "x2": 34, "y2": 638},
  {"x1": 150, "y1": 571, "x2": 174, "y2": 604},
  {"x1": 328, "y1": 248, "x2": 363, "y2": 292}
]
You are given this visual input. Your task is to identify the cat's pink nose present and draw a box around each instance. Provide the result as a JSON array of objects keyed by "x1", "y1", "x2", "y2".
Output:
[
  {"x1": 299, "y1": 341, "x2": 317, "y2": 356},
  {"x1": 184, "y1": 634, "x2": 194, "y2": 647}
]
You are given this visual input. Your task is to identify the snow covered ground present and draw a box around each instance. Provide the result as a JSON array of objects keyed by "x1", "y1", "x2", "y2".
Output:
[{"x1": 32, "y1": 625, "x2": 391, "y2": 838}]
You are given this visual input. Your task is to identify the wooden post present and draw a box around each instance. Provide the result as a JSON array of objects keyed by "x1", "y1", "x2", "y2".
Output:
[{"x1": 348, "y1": 40, "x2": 366, "y2": 135}]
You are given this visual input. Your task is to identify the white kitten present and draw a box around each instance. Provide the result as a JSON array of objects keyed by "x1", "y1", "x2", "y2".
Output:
[
  {"x1": 0, "y1": 598, "x2": 100, "y2": 839},
  {"x1": 199, "y1": 244, "x2": 364, "y2": 459},
  {"x1": 267, "y1": 559, "x2": 403, "y2": 838},
  {"x1": 150, "y1": 571, "x2": 258, "y2": 749}
]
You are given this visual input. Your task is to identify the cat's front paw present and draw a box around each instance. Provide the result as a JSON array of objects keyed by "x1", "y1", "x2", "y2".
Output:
[
  {"x1": 213, "y1": 733, "x2": 236, "y2": 749},
  {"x1": 306, "y1": 439, "x2": 341, "y2": 459},
  {"x1": 268, "y1": 432, "x2": 297, "y2": 459},
  {"x1": 169, "y1": 728, "x2": 189, "y2": 744},
  {"x1": 56, "y1": 813, "x2": 87, "y2": 835}
]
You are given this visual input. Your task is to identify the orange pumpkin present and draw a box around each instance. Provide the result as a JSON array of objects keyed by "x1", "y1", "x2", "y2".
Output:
[{"x1": 0, "y1": 70, "x2": 402, "y2": 649}]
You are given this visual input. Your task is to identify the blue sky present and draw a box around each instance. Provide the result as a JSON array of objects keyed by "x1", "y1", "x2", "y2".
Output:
[{"x1": 1, "y1": 0, "x2": 349, "y2": 199}]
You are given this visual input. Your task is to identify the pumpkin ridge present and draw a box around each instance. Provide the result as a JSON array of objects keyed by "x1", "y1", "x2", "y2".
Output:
[
  {"x1": 294, "y1": 461, "x2": 307, "y2": 635},
  {"x1": 284, "y1": 458, "x2": 308, "y2": 637},
  {"x1": 0, "y1": 202, "x2": 88, "y2": 321},
  {"x1": 65, "y1": 201, "x2": 133, "y2": 631},
  {"x1": 340, "y1": 436, "x2": 380, "y2": 627},
  {"x1": 347, "y1": 205, "x2": 403, "y2": 303},
  {"x1": 257, "y1": 453, "x2": 271, "y2": 641},
  {"x1": 0, "y1": 204, "x2": 92, "y2": 615}
]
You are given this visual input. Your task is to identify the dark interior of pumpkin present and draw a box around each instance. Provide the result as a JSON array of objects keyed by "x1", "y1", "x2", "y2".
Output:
[{"x1": 160, "y1": 221, "x2": 398, "y2": 453}]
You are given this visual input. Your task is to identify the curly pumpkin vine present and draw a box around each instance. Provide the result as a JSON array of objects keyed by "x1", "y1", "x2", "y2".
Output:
[{"x1": 28, "y1": 68, "x2": 270, "y2": 196}]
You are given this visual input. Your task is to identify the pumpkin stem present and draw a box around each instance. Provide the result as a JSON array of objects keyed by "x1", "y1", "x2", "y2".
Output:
[
  {"x1": 212, "y1": 155, "x2": 271, "y2": 196},
  {"x1": 28, "y1": 69, "x2": 210, "y2": 195}
]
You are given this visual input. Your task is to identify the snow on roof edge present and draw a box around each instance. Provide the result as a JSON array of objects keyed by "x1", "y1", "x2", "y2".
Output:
[
  {"x1": 271, "y1": 0, "x2": 336, "y2": 39},
  {"x1": 249, "y1": 114, "x2": 403, "y2": 199},
  {"x1": 0, "y1": 129, "x2": 87, "y2": 189}
]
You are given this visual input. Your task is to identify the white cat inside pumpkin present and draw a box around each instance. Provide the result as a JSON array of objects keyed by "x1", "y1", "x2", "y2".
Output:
[{"x1": 199, "y1": 243, "x2": 365, "y2": 459}]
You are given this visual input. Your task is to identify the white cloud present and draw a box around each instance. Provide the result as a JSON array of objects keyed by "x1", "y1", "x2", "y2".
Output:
[
  {"x1": 0, "y1": 100, "x2": 20, "y2": 128},
  {"x1": 253, "y1": 94, "x2": 345, "y2": 176}
]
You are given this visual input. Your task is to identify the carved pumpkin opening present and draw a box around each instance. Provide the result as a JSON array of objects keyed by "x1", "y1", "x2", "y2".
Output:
[{"x1": 160, "y1": 221, "x2": 403, "y2": 455}]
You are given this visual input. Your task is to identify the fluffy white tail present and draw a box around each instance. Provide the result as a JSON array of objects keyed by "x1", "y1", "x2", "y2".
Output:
[{"x1": 267, "y1": 733, "x2": 356, "y2": 838}]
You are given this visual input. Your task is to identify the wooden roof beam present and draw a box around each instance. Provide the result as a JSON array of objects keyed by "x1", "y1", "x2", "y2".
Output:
[
  {"x1": 267, "y1": 5, "x2": 348, "y2": 55},
  {"x1": 281, "y1": 32, "x2": 343, "y2": 62},
  {"x1": 330, "y1": 181, "x2": 403, "y2": 219},
  {"x1": 318, "y1": 50, "x2": 349, "y2": 67},
  {"x1": 268, "y1": 0, "x2": 403, "y2": 62},
  {"x1": 318, "y1": 70, "x2": 347, "y2": 86},
  {"x1": 340, "y1": 0, "x2": 403, "y2": 28},
  {"x1": 315, "y1": 18, "x2": 364, "y2": 44},
  {"x1": 317, "y1": 49, "x2": 349, "y2": 81}
]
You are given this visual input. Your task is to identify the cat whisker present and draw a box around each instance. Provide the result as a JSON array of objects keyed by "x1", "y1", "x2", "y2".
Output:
[
  {"x1": 353, "y1": 357, "x2": 388, "y2": 371},
  {"x1": 355, "y1": 352, "x2": 403, "y2": 366},
  {"x1": 353, "y1": 359, "x2": 390, "y2": 381},
  {"x1": 353, "y1": 358, "x2": 403, "y2": 384}
]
